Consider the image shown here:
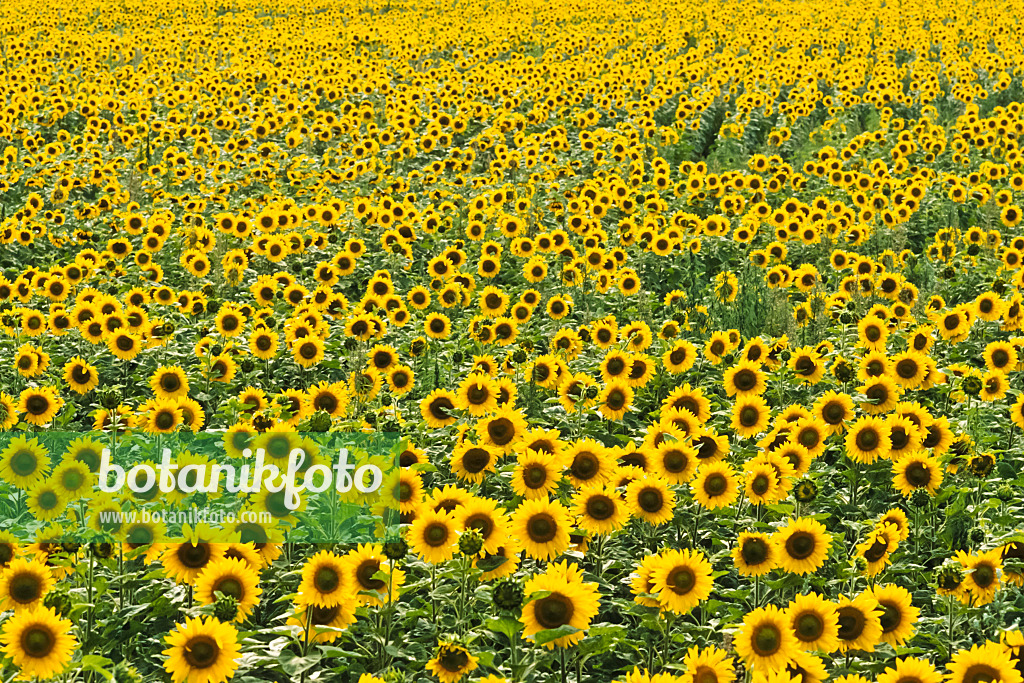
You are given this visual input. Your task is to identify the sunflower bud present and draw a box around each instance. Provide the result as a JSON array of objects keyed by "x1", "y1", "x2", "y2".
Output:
[
  {"x1": 853, "y1": 555, "x2": 868, "y2": 572},
  {"x1": 794, "y1": 479, "x2": 818, "y2": 503},
  {"x1": 100, "y1": 390, "x2": 121, "y2": 410},
  {"x1": 252, "y1": 414, "x2": 274, "y2": 432},
  {"x1": 111, "y1": 663, "x2": 143, "y2": 683},
  {"x1": 240, "y1": 358, "x2": 255, "y2": 373},
  {"x1": 910, "y1": 488, "x2": 932, "y2": 509},
  {"x1": 962, "y1": 375, "x2": 983, "y2": 396},
  {"x1": 993, "y1": 278, "x2": 1007, "y2": 295},
  {"x1": 968, "y1": 452, "x2": 995, "y2": 478},
  {"x1": 263, "y1": 317, "x2": 276, "y2": 330},
  {"x1": 998, "y1": 484, "x2": 1014, "y2": 502},
  {"x1": 213, "y1": 594, "x2": 239, "y2": 623},
  {"x1": 309, "y1": 410, "x2": 332, "y2": 433},
  {"x1": 90, "y1": 542, "x2": 113, "y2": 559},
  {"x1": 210, "y1": 344, "x2": 224, "y2": 356},
  {"x1": 492, "y1": 578, "x2": 524, "y2": 611},
  {"x1": 969, "y1": 528, "x2": 985, "y2": 545},
  {"x1": 44, "y1": 590, "x2": 73, "y2": 618},
  {"x1": 383, "y1": 539, "x2": 408, "y2": 561},
  {"x1": 512, "y1": 349, "x2": 528, "y2": 364},
  {"x1": 458, "y1": 528, "x2": 484, "y2": 557},
  {"x1": 839, "y1": 312, "x2": 853, "y2": 325},
  {"x1": 936, "y1": 565, "x2": 964, "y2": 592},
  {"x1": 832, "y1": 359, "x2": 854, "y2": 383},
  {"x1": 452, "y1": 351, "x2": 464, "y2": 364}
]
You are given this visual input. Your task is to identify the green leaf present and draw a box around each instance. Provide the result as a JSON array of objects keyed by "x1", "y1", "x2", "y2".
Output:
[
  {"x1": 279, "y1": 650, "x2": 323, "y2": 676},
  {"x1": 476, "y1": 555, "x2": 508, "y2": 572},
  {"x1": 534, "y1": 624, "x2": 579, "y2": 645},
  {"x1": 80, "y1": 654, "x2": 114, "y2": 681},
  {"x1": 488, "y1": 616, "x2": 524, "y2": 639}
]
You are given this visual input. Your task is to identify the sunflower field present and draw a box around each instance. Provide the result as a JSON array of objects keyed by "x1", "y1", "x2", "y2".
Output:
[{"x1": 4, "y1": 0, "x2": 1024, "y2": 680}]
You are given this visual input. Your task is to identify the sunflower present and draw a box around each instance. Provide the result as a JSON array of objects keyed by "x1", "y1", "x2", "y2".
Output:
[
  {"x1": 891, "y1": 452, "x2": 942, "y2": 497},
  {"x1": 651, "y1": 440, "x2": 698, "y2": 484},
  {"x1": 886, "y1": 415, "x2": 923, "y2": 460},
  {"x1": 450, "y1": 442, "x2": 498, "y2": 483},
  {"x1": 890, "y1": 351, "x2": 929, "y2": 390},
  {"x1": 520, "y1": 561, "x2": 600, "y2": 649},
  {"x1": 788, "y1": 347, "x2": 825, "y2": 384},
  {"x1": 845, "y1": 416, "x2": 891, "y2": 464},
  {"x1": 733, "y1": 532, "x2": 778, "y2": 577},
  {"x1": 248, "y1": 328, "x2": 279, "y2": 360},
  {"x1": 195, "y1": 557, "x2": 262, "y2": 622},
  {"x1": 956, "y1": 548, "x2": 1003, "y2": 605},
  {"x1": 565, "y1": 439, "x2": 614, "y2": 487},
  {"x1": 947, "y1": 642, "x2": 1023, "y2": 683},
  {"x1": 573, "y1": 485, "x2": 628, "y2": 535},
  {"x1": 409, "y1": 507, "x2": 458, "y2": 563},
  {"x1": 626, "y1": 475, "x2": 676, "y2": 525},
  {"x1": 454, "y1": 496, "x2": 509, "y2": 555},
  {"x1": 871, "y1": 584, "x2": 918, "y2": 647},
  {"x1": 107, "y1": 331, "x2": 142, "y2": 360},
  {"x1": 512, "y1": 449, "x2": 563, "y2": 500},
  {"x1": 161, "y1": 541, "x2": 226, "y2": 585},
  {"x1": 296, "y1": 550, "x2": 350, "y2": 608},
  {"x1": 629, "y1": 553, "x2": 663, "y2": 608},
  {"x1": 426, "y1": 641, "x2": 479, "y2": 683},
  {"x1": 877, "y1": 658, "x2": 943, "y2": 683},
  {"x1": 25, "y1": 482, "x2": 66, "y2": 523},
  {"x1": 835, "y1": 592, "x2": 883, "y2": 653},
  {"x1": 857, "y1": 523, "x2": 899, "y2": 576},
  {"x1": 664, "y1": 384, "x2": 712, "y2": 423},
  {"x1": 1, "y1": 606, "x2": 77, "y2": 680},
  {"x1": 857, "y1": 316, "x2": 889, "y2": 351},
  {"x1": 810, "y1": 391, "x2": 853, "y2": 435},
  {"x1": 455, "y1": 373, "x2": 498, "y2": 417},
  {"x1": 732, "y1": 395, "x2": 772, "y2": 438},
  {"x1": 0, "y1": 393, "x2": 16, "y2": 430},
  {"x1": 558, "y1": 372, "x2": 598, "y2": 412},
  {"x1": 598, "y1": 381, "x2": 634, "y2": 420},
  {"x1": 18, "y1": 387, "x2": 62, "y2": 426},
  {"x1": 735, "y1": 605, "x2": 799, "y2": 672},
  {"x1": 420, "y1": 389, "x2": 458, "y2": 428},
  {"x1": 0, "y1": 559, "x2": 53, "y2": 611},
  {"x1": 651, "y1": 548, "x2": 713, "y2": 614},
  {"x1": 292, "y1": 336, "x2": 326, "y2": 368},
  {"x1": 0, "y1": 436, "x2": 50, "y2": 489},
  {"x1": 787, "y1": 592, "x2": 839, "y2": 652},
  {"x1": 691, "y1": 462, "x2": 739, "y2": 510},
  {"x1": 775, "y1": 518, "x2": 832, "y2": 575},
  {"x1": 0, "y1": 531, "x2": 19, "y2": 569},
  {"x1": 151, "y1": 365, "x2": 189, "y2": 400},
  {"x1": 511, "y1": 498, "x2": 572, "y2": 561},
  {"x1": 663, "y1": 340, "x2": 697, "y2": 373},
  {"x1": 724, "y1": 360, "x2": 767, "y2": 397},
  {"x1": 476, "y1": 539, "x2": 522, "y2": 581},
  {"x1": 62, "y1": 356, "x2": 99, "y2": 394},
  {"x1": 162, "y1": 615, "x2": 241, "y2": 683},
  {"x1": 425, "y1": 312, "x2": 451, "y2": 339},
  {"x1": 935, "y1": 306, "x2": 972, "y2": 342},
  {"x1": 984, "y1": 341, "x2": 1018, "y2": 373},
  {"x1": 744, "y1": 460, "x2": 781, "y2": 506},
  {"x1": 476, "y1": 407, "x2": 528, "y2": 454},
  {"x1": 681, "y1": 646, "x2": 736, "y2": 683}
]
